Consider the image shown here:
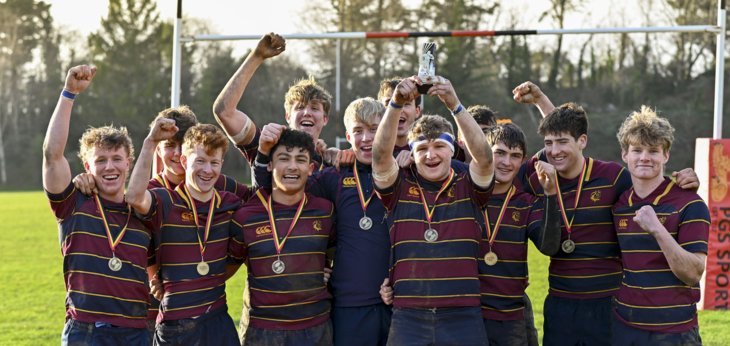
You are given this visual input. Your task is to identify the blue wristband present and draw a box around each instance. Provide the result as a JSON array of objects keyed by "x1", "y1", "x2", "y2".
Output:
[
  {"x1": 450, "y1": 104, "x2": 464, "y2": 116},
  {"x1": 389, "y1": 101, "x2": 403, "y2": 109},
  {"x1": 61, "y1": 90, "x2": 76, "y2": 100}
]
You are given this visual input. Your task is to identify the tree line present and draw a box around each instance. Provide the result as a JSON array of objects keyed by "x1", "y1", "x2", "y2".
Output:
[{"x1": 0, "y1": 0, "x2": 727, "y2": 190}]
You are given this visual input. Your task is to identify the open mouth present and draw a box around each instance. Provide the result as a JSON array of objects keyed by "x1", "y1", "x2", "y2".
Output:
[
  {"x1": 299, "y1": 120, "x2": 315, "y2": 128},
  {"x1": 425, "y1": 162, "x2": 440, "y2": 168},
  {"x1": 282, "y1": 174, "x2": 300, "y2": 181},
  {"x1": 102, "y1": 174, "x2": 120, "y2": 182},
  {"x1": 198, "y1": 175, "x2": 213, "y2": 182},
  {"x1": 398, "y1": 117, "x2": 406, "y2": 125},
  {"x1": 360, "y1": 145, "x2": 372, "y2": 153}
]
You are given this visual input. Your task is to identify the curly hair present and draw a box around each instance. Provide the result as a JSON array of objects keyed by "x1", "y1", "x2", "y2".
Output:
[
  {"x1": 78, "y1": 125, "x2": 134, "y2": 163},
  {"x1": 270, "y1": 129, "x2": 316, "y2": 162},
  {"x1": 616, "y1": 105, "x2": 675, "y2": 152},
  {"x1": 182, "y1": 124, "x2": 229, "y2": 157},
  {"x1": 151, "y1": 105, "x2": 198, "y2": 143},
  {"x1": 407, "y1": 114, "x2": 454, "y2": 142},
  {"x1": 538, "y1": 102, "x2": 588, "y2": 140},
  {"x1": 284, "y1": 77, "x2": 332, "y2": 115}
]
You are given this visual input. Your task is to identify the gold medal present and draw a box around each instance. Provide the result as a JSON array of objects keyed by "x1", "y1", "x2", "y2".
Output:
[
  {"x1": 484, "y1": 251, "x2": 498, "y2": 266},
  {"x1": 561, "y1": 239, "x2": 576, "y2": 254},
  {"x1": 424, "y1": 228, "x2": 439, "y2": 242},
  {"x1": 196, "y1": 261, "x2": 209, "y2": 275},
  {"x1": 272, "y1": 259, "x2": 286, "y2": 274},
  {"x1": 108, "y1": 256, "x2": 123, "y2": 272}
]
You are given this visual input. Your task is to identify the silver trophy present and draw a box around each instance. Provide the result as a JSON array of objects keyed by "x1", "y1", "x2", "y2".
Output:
[{"x1": 417, "y1": 42, "x2": 437, "y2": 94}]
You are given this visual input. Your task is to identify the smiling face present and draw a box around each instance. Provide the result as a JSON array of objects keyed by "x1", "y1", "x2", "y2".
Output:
[
  {"x1": 157, "y1": 139, "x2": 184, "y2": 181},
  {"x1": 622, "y1": 143, "x2": 669, "y2": 182},
  {"x1": 412, "y1": 140, "x2": 453, "y2": 182},
  {"x1": 379, "y1": 94, "x2": 421, "y2": 139},
  {"x1": 285, "y1": 100, "x2": 328, "y2": 142},
  {"x1": 181, "y1": 145, "x2": 223, "y2": 197},
  {"x1": 346, "y1": 120, "x2": 379, "y2": 165},
  {"x1": 269, "y1": 145, "x2": 314, "y2": 194},
  {"x1": 543, "y1": 132, "x2": 587, "y2": 179},
  {"x1": 84, "y1": 146, "x2": 131, "y2": 201},
  {"x1": 492, "y1": 142, "x2": 525, "y2": 185}
]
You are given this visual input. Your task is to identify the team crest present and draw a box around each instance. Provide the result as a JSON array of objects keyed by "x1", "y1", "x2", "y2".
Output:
[
  {"x1": 342, "y1": 177, "x2": 356, "y2": 187},
  {"x1": 408, "y1": 186, "x2": 420, "y2": 197},
  {"x1": 590, "y1": 191, "x2": 601, "y2": 202},
  {"x1": 313, "y1": 220, "x2": 323, "y2": 231},
  {"x1": 512, "y1": 211, "x2": 520, "y2": 222},
  {"x1": 658, "y1": 216, "x2": 667, "y2": 224},
  {"x1": 447, "y1": 187, "x2": 455, "y2": 198},
  {"x1": 255, "y1": 225, "x2": 272, "y2": 236},
  {"x1": 181, "y1": 212, "x2": 194, "y2": 222},
  {"x1": 618, "y1": 218, "x2": 628, "y2": 229}
]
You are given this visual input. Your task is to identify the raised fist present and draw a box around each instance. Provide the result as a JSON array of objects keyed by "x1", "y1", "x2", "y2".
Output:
[
  {"x1": 259, "y1": 123, "x2": 286, "y2": 155},
  {"x1": 148, "y1": 117, "x2": 179, "y2": 143},
  {"x1": 391, "y1": 77, "x2": 420, "y2": 106},
  {"x1": 254, "y1": 33, "x2": 286, "y2": 59},
  {"x1": 64, "y1": 65, "x2": 97, "y2": 94},
  {"x1": 633, "y1": 205, "x2": 662, "y2": 236},
  {"x1": 512, "y1": 81, "x2": 544, "y2": 105}
]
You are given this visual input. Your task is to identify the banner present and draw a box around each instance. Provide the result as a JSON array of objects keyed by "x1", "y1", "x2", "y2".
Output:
[{"x1": 697, "y1": 138, "x2": 730, "y2": 310}]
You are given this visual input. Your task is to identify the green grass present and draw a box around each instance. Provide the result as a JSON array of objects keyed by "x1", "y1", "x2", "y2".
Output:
[{"x1": 0, "y1": 191, "x2": 728, "y2": 344}]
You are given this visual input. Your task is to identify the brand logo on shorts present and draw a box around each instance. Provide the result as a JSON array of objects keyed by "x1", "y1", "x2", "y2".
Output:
[
  {"x1": 590, "y1": 191, "x2": 601, "y2": 203},
  {"x1": 313, "y1": 220, "x2": 323, "y2": 231},
  {"x1": 256, "y1": 225, "x2": 272, "y2": 236},
  {"x1": 181, "y1": 212, "x2": 194, "y2": 222},
  {"x1": 408, "y1": 186, "x2": 420, "y2": 197},
  {"x1": 512, "y1": 211, "x2": 520, "y2": 222},
  {"x1": 342, "y1": 177, "x2": 356, "y2": 187},
  {"x1": 618, "y1": 218, "x2": 628, "y2": 229}
]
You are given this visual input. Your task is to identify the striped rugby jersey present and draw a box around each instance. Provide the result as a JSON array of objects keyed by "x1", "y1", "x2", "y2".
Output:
[
  {"x1": 146, "y1": 186, "x2": 242, "y2": 322},
  {"x1": 478, "y1": 189, "x2": 544, "y2": 320},
  {"x1": 612, "y1": 177, "x2": 709, "y2": 332},
  {"x1": 525, "y1": 157, "x2": 633, "y2": 299},
  {"x1": 149, "y1": 173, "x2": 252, "y2": 202},
  {"x1": 231, "y1": 189, "x2": 335, "y2": 330},
  {"x1": 376, "y1": 167, "x2": 492, "y2": 308},
  {"x1": 47, "y1": 183, "x2": 153, "y2": 328}
]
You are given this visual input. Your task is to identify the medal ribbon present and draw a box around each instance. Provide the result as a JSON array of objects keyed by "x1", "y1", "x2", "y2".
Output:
[
  {"x1": 353, "y1": 161, "x2": 374, "y2": 215},
  {"x1": 256, "y1": 190, "x2": 307, "y2": 255},
  {"x1": 159, "y1": 174, "x2": 172, "y2": 189},
  {"x1": 415, "y1": 168, "x2": 456, "y2": 226},
  {"x1": 182, "y1": 184, "x2": 218, "y2": 259},
  {"x1": 94, "y1": 194, "x2": 132, "y2": 256},
  {"x1": 553, "y1": 159, "x2": 587, "y2": 236},
  {"x1": 484, "y1": 185, "x2": 516, "y2": 248}
]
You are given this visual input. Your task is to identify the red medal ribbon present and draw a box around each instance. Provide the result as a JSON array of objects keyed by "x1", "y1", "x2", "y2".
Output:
[
  {"x1": 353, "y1": 161, "x2": 374, "y2": 215},
  {"x1": 256, "y1": 190, "x2": 307, "y2": 255},
  {"x1": 484, "y1": 185, "x2": 516, "y2": 248},
  {"x1": 180, "y1": 184, "x2": 219, "y2": 260},
  {"x1": 554, "y1": 158, "x2": 588, "y2": 237},
  {"x1": 415, "y1": 168, "x2": 456, "y2": 226}
]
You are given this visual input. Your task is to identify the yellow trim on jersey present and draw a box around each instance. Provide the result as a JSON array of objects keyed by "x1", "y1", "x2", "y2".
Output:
[
  {"x1": 256, "y1": 299, "x2": 323, "y2": 309},
  {"x1": 615, "y1": 300, "x2": 695, "y2": 310},
  {"x1": 550, "y1": 271, "x2": 622, "y2": 279},
  {"x1": 255, "y1": 271, "x2": 323, "y2": 280},
  {"x1": 250, "y1": 310, "x2": 330, "y2": 323},
  {"x1": 65, "y1": 270, "x2": 145, "y2": 285},
  {"x1": 549, "y1": 287, "x2": 619, "y2": 295},
  {"x1": 394, "y1": 277, "x2": 478, "y2": 283},
  {"x1": 480, "y1": 292, "x2": 523, "y2": 299},
  {"x1": 71, "y1": 307, "x2": 146, "y2": 319},
  {"x1": 166, "y1": 283, "x2": 225, "y2": 296},
  {"x1": 393, "y1": 238, "x2": 479, "y2": 247},
  {"x1": 68, "y1": 289, "x2": 148, "y2": 304},
  {"x1": 250, "y1": 286, "x2": 326, "y2": 294},
  {"x1": 478, "y1": 274, "x2": 528, "y2": 280},
  {"x1": 394, "y1": 257, "x2": 477, "y2": 265},
  {"x1": 249, "y1": 252, "x2": 325, "y2": 261},
  {"x1": 395, "y1": 293, "x2": 481, "y2": 299},
  {"x1": 65, "y1": 252, "x2": 146, "y2": 271},
  {"x1": 163, "y1": 295, "x2": 225, "y2": 312}
]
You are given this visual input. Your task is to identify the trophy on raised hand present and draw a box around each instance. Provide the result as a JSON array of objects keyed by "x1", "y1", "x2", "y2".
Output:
[{"x1": 417, "y1": 42, "x2": 437, "y2": 94}]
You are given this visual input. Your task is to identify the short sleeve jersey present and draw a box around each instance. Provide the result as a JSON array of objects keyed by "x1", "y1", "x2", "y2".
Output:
[
  {"x1": 231, "y1": 189, "x2": 335, "y2": 330},
  {"x1": 146, "y1": 186, "x2": 242, "y2": 322},
  {"x1": 375, "y1": 167, "x2": 492, "y2": 308},
  {"x1": 478, "y1": 189, "x2": 544, "y2": 320},
  {"x1": 524, "y1": 157, "x2": 633, "y2": 299},
  {"x1": 612, "y1": 177, "x2": 709, "y2": 332},
  {"x1": 46, "y1": 183, "x2": 153, "y2": 328}
]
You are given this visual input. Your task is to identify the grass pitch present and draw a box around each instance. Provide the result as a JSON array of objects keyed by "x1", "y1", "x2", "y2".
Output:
[{"x1": 0, "y1": 191, "x2": 727, "y2": 344}]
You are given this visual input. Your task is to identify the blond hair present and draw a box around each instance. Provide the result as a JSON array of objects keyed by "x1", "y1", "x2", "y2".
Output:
[
  {"x1": 284, "y1": 77, "x2": 332, "y2": 115},
  {"x1": 78, "y1": 125, "x2": 134, "y2": 163},
  {"x1": 182, "y1": 124, "x2": 229, "y2": 157},
  {"x1": 343, "y1": 97, "x2": 385, "y2": 131},
  {"x1": 616, "y1": 105, "x2": 675, "y2": 152}
]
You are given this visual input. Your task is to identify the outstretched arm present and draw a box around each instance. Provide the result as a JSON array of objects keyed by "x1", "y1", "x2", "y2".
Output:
[
  {"x1": 126, "y1": 118, "x2": 178, "y2": 215},
  {"x1": 372, "y1": 77, "x2": 420, "y2": 189},
  {"x1": 429, "y1": 77, "x2": 493, "y2": 186},
  {"x1": 512, "y1": 81, "x2": 555, "y2": 118},
  {"x1": 43, "y1": 65, "x2": 97, "y2": 194},
  {"x1": 212, "y1": 33, "x2": 285, "y2": 146}
]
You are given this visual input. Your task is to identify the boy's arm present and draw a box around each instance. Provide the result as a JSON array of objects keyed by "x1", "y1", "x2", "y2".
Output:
[
  {"x1": 430, "y1": 77, "x2": 493, "y2": 186},
  {"x1": 372, "y1": 77, "x2": 419, "y2": 189},
  {"x1": 512, "y1": 81, "x2": 555, "y2": 118},
  {"x1": 126, "y1": 118, "x2": 178, "y2": 215},
  {"x1": 213, "y1": 33, "x2": 285, "y2": 147},
  {"x1": 42, "y1": 65, "x2": 97, "y2": 194}
]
